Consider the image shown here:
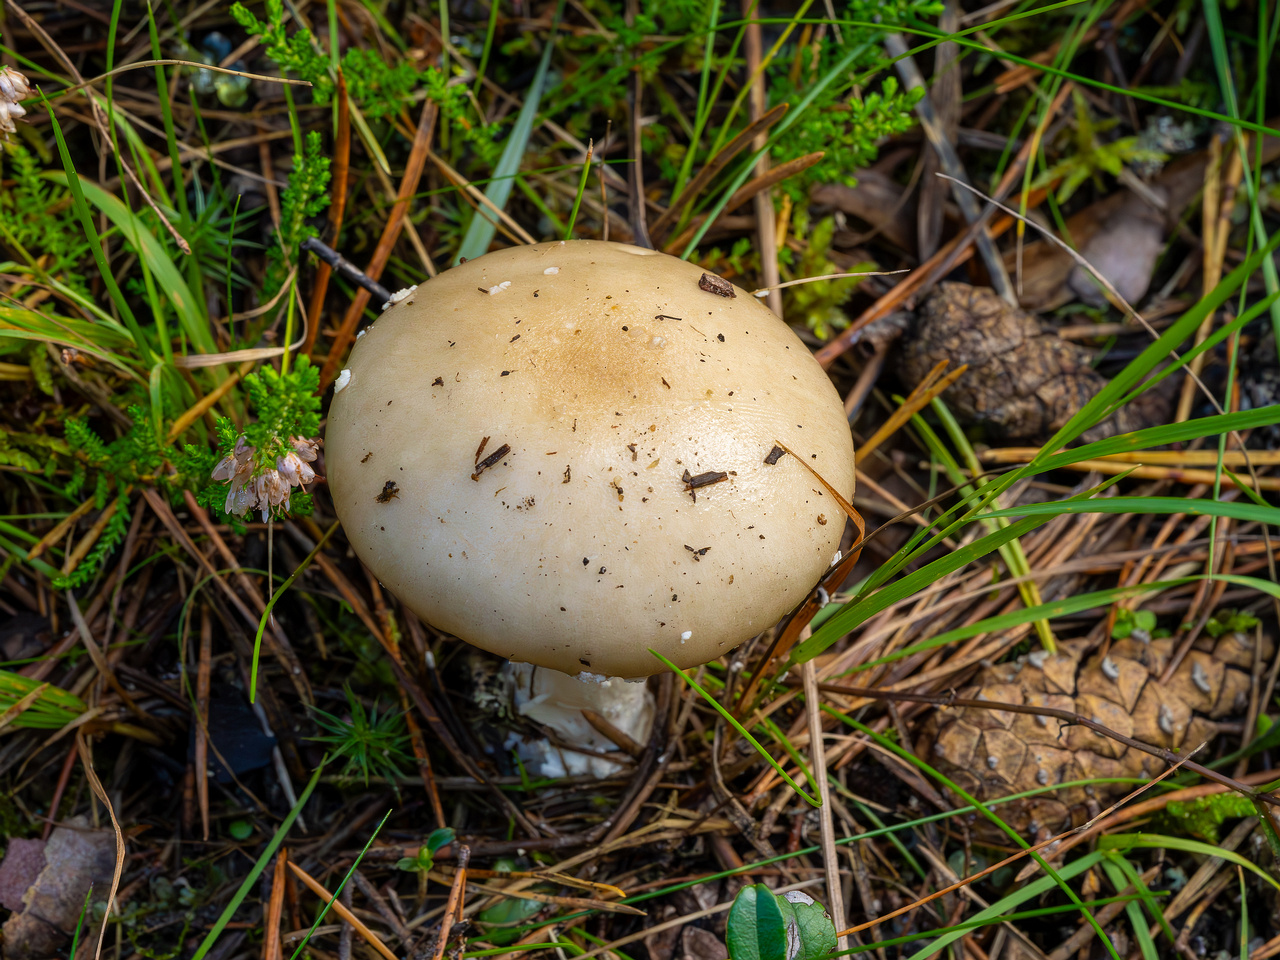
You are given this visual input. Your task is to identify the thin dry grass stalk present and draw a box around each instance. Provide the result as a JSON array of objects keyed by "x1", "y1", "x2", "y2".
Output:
[
  {"x1": 287, "y1": 861, "x2": 399, "y2": 960},
  {"x1": 317, "y1": 99, "x2": 440, "y2": 391}
]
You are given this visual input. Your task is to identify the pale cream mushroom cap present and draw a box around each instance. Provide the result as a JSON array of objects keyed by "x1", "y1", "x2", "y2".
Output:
[{"x1": 326, "y1": 240, "x2": 855, "y2": 677}]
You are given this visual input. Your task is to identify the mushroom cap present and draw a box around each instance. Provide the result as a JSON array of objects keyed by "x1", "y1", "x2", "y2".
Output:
[{"x1": 326, "y1": 240, "x2": 855, "y2": 677}]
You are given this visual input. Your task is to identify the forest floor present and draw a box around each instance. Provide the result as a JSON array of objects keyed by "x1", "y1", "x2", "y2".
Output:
[{"x1": 2, "y1": 1, "x2": 1280, "y2": 960}]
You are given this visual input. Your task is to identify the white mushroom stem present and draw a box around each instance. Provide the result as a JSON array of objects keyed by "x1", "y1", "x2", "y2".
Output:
[{"x1": 508, "y1": 663, "x2": 654, "y2": 779}]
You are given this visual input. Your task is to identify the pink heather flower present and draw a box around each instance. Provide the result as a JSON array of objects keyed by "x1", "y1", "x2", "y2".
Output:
[
  {"x1": 212, "y1": 434, "x2": 320, "y2": 519},
  {"x1": 0, "y1": 67, "x2": 30, "y2": 147}
]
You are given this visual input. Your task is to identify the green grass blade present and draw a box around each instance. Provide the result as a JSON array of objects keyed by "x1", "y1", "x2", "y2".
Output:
[
  {"x1": 826, "y1": 705, "x2": 1118, "y2": 960},
  {"x1": 1035, "y1": 406, "x2": 1280, "y2": 471},
  {"x1": 0, "y1": 671, "x2": 89, "y2": 727},
  {"x1": 922, "y1": 398, "x2": 1054, "y2": 649},
  {"x1": 1099, "y1": 857, "x2": 1161, "y2": 960},
  {"x1": 652, "y1": 649, "x2": 820, "y2": 806},
  {"x1": 251, "y1": 521, "x2": 340, "y2": 702},
  {"x1": 982, "y1": 496, "x2": 1280, "y2": 526},
  {"x1": 680, "y1": 39, "x2": 871, "y2": 258},
  {"x1": 46, "y1": 173, "x2": 214, "y2": 354},
  {"x1": 563, "y1": 143, "x2": 594, "y2": 240},
  {"x1": 288, "y1": 809, "x2": 392, "y2": 960},
  {"x1": 1202, "y1": 0, "x2": 1280, "y2": 340},
  {"x1": 792, "y1": 513, "x2": 1051, "y2": 664},
  {"x1": 40, "y1": 102, "x2": 154, "y2": 366},
  {"x1": 1099, "y1": 834, "x2": 1280, "y2": 890},
  {"x1": 190, "y1": 761, "x2": 325, "y2": 960},
  {"x1": 842, "y1": 578, "x2": 1204, "y2": 676},
  {"x1": 1035, "y1": 229, "x2": 1280, "y2": 454},
  {"x1": 454, "y1": 0, "x2": 564, "y2": 264}
]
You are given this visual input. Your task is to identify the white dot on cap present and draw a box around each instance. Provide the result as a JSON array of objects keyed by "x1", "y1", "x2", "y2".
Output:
[
  {"x1": 334, "y1": 369, "x2": 352, "y2": 393},
  {"x1": 680, "y1": 630, "x2": 692, "y2": 641},
  {"x1": 544, "y1": 266, "x2": 560, "y2": 275}
]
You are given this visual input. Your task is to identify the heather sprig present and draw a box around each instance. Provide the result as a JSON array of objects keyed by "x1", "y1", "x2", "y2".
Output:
[
  {"x1": 209, "y1": 356, "x2": 322, "y2": 521},
  {"x1": 267, "y1": 130, "x2": 332, "y2": 297}
]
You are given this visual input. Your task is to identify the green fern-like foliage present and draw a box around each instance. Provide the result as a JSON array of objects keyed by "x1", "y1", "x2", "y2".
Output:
[
  {"x1": 51, "y1": 496, "x2": 130, "y2": 591},
  {"x1": 231, "y1": 0, "x2": 421, "y2": 123},
  {"x1": 239, "y1": 356, "x2": 321, "y2": 468},
  {"x1": 230, "y1": 0, "x2": 331, "y2": 99},
  {"x1": 780, "y1": 213, "x2": 875, "y2": 340},
  {"x1": 0, "y1": 427, "x2": 68, "y2": 475},
  {"x1": 343, "y1": 48, "x2": 419, "y2": 120},
  {"x1": 0, "y1": 143, "x2": 92, "y2": 290},
  {"x1": 59, "y1": 410, "x2": 167, "y2": 589},
  {"x1": 267, "y1": 131, "x2": 332, "y2": 296},
  {"x1": 58, "y1": 403, "x2": 243, "y2": 585},
  {"x1": 65, "y1": 406, "x2": 166, "y2": 500},
  {"x1": 424, "y1": 67, "x2": 503, "y2": 169},
  {"x1": 65, "y1": 404, "x2": 225, "y2": 509},
  {"x1": 767, "y1": 67, "x2": 924, "y2": 204}
]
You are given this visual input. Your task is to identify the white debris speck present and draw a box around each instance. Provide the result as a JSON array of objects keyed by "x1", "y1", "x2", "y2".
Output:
[
  {"x1": 830, "y1": 550, "x2": 843, "y2": 567},
  {"x1": 782, "y1": 891, "x2": 815, "y2": 906},
  {"x1": 333, "y1": 369, "x2": 351, "y2": 393},
  {"x1": 356, "y1": 328, "x2": 368, "y2": 339},
  {"x1": 680, "y1": 630, "x2": 692, "y2": 641},
  {"x1": 425, "y1": 650, "x2": 436, "y2": 669},
  {"x1": 753, "y1": 289, "x2": 769, "y2": 298},
  {"x1": 576, "y1": 671, "x2": 609, "y2": 684},
  {"x1": 485, "y1": 281, "x2": 512, "y2": 295},
  {"x1": 543, "y1": 266, "x2": 560, "y2": 275},
  {"x1": 382, "y1": 285, "x2": 417, "y2": 310}
]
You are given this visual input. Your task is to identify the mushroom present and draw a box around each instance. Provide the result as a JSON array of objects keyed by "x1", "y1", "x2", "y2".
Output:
[{"x1": 325, "y1": 240, "x2": 855, "y2": 773}]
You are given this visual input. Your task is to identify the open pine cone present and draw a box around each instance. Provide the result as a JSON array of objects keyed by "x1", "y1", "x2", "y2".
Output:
[{"x1": 916, "y1": 628, "x2": 1272, "y2": 836}]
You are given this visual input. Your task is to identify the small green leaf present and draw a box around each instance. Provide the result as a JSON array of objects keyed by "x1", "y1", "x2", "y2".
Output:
[
  {"x1": 228, "y1": 819, "x2": 253, "y2": 841},
  {"x1": 395, "y1": 857, "x2": 419, "y2": 872},
  {"x1": 727, "y1": 884, "x2": 788, "y2": 960},
  {"x1": 476, "y1": 896, "x2": 545, "y2": 943},
  {"x1": 426, "y1": 827, "x2": 456, "y2": 853},
  {"x1": 727, "y1": 886, "x2": 836, "y2": 960},
  {"x1": 777, "y1": 891, "x2": 838, "y2": 960}
]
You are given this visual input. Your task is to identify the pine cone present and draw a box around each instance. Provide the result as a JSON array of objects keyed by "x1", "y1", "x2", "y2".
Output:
[
  {"x1": 899, "y1": 283, "x2": 1168, "y2": 442},
  {"x1": 916, "y1": 630, "x2": 1272, "y2": 836}
]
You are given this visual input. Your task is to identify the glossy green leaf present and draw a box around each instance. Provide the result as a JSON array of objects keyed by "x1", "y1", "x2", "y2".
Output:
[
  {"x1": 778, "y1": 891, "x2": 838, "y2": 960},
  {"x1": 726, "y1": 884, "x2": 789, "y2": 960},
  {"x1": 427, "y1": 826, "x2": 456, "y2": 853}
]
